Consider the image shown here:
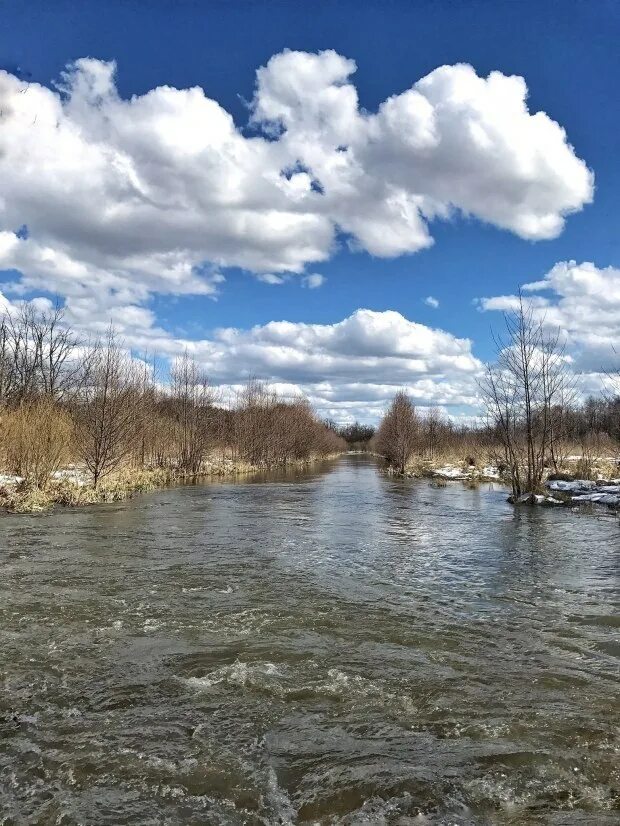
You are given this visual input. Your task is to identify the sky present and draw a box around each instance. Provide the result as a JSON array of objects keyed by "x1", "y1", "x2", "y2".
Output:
[{"x1": 0, "y1": 0, "x2": 618, "y2": 423}]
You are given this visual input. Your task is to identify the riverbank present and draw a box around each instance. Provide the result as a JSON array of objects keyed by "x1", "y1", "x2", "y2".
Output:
[
  {"x1": 383, "y1": 455, "x2": 620, "y2": 513},
  {"x1": 384, "y1": 457, "x2": 503, "y2": 483},
  {"x1": 0, "y1": 453, "x2": 343, "y2": 513}
]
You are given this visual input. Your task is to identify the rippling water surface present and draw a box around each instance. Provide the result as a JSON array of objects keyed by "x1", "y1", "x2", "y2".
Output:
[{"x1": 1, "y1": 455, "x2": 618, "y2": 824}]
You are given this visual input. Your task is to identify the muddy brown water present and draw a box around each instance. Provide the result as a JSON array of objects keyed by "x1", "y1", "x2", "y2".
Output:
[{"x1": 0, "y1": 454, "x2": 618, "y2": 824}]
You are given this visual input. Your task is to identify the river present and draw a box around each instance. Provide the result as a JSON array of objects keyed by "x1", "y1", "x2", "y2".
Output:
[{"x1": 0, "y1": 454, "x2": 618, "y2": 824}]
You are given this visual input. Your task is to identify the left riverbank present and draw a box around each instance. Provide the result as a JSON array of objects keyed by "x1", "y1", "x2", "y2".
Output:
[{"x1": 0, "y1": 454, "x2": 342, "y2": 513}]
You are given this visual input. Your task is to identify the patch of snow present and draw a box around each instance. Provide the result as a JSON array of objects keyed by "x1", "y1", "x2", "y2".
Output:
[
  {"x1": 51, "y1": 468, "x2": 88, "y2": 486},
  {"x1": 433, "y1": 465, "x2": 468, "y2": 480},
  {"x1": 571, "y1": 492, "x2": 620, "y2": 506},
  {"x1": 0, "y1": 474, "x2": 23, "y2": 486},
  {"x1": 565, "y1": 455, "x2": 619, "y2": 462},
  {"x1": 547, "y1": 477, "x2": 620, "y2": 508},
  {"x1": 547, "y1": 479, "x2": 596, "y2": 493},
  {"x1": 517, "y1": 493, "x2": 564, "y2": 505}
]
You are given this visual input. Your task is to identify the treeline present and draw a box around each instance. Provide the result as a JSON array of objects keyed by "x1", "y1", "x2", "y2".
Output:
[
  {"x1": 372, "y1": 394, "x2": 492, "y2": 474},
  {"x1": 375, "y1": 390, "x2": 620, "y2": 490},
  {"x1": 327, "y1": 421, "x2": 376, "y2": 449},
  {"x1": 374, "y1": 298, "x2": 619, "y2": 495},
  {"x1": 0, "y1": 306, "x2": 345, "y2": 489}
]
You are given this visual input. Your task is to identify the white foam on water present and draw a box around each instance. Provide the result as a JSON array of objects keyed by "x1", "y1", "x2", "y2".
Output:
[
  {"x1": 464, "y1": 763, "x2": 619, "y2": 814},
  {"x1": 184, "y1": 660, "x2": 286, "y2": 691},
  {"x1": 143, "y1": 618, "x2": 162, "y2": 632},
  {"x1": 200, "y1": 608, "x2": 272, "y2": 637},
  {"x1": 266, "y1": 767, "x2": 296, "y2": 825}
]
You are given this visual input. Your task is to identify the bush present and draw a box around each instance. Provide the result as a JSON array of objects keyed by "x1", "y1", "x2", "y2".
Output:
[{"x1": 1, "y1": 399, "x2": 73, "y2": 488}]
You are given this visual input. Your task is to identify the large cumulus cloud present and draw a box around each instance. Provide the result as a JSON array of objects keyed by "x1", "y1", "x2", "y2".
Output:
[
  {"x1": 0, "y1": 289, "x2": 483, "y2": 421},
  {"x1": 177, "y1": 309, "x2": 484, "y2": 422},
  {"x1": 0, "y1": 51, "x2": 592, "y2": 306},
  {"x1": 0, "y1": 51, "x2": 594, "y2": 418}
]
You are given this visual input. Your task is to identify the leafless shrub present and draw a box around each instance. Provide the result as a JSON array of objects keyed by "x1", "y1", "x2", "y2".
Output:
[
  {"x1": 1, "y1": 397, "x2": 73, "y2": 488},
  {"x1": 375, "y1": 391, "x2": 419, "y2": 474},
  {"x1": 74, "y1": 331, "x2": 139, "y2": 487},
  {"x1": 169, "y1": 351, "x2": 215, "y2": 473},
  {"x1": 234, "y1": 379, "x2": 345, "y2": 466}
]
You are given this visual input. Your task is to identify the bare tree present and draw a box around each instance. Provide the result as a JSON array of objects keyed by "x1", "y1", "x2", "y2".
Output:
[
  {"x1": 375, "y1": 391, "x2": 419, "y2": 474},
  {"x1": 0, "y1": 304, "x2": 40, "y2": 405},
  {"x1": 0, "y1": 303, "x2": 90, "y2": 406},
  {"x1": 74, "y1": 330, "x2": 138, "y2": 487},
  {"x1": 423, "y1": 405, "x2": 443, "y2": 461},
  {"x1": 170, "y1": 351, "x2": 214, "y2": 473},
  {"x1": 35, "y1": 304, "x2": 90, "y2": 400},
  {"x1": 481, "y1": 293, "x2": 572, "y2": 498}
]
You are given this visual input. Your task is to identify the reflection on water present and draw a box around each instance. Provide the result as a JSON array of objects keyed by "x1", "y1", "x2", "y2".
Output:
[{"x1": 0, "y1": 455, "x2": 618, "y2": 824}]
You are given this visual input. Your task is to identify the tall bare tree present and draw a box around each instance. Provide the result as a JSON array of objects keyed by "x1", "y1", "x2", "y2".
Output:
[
  {"x1": 481, "y1": 293, "x2": 572, "y2": 498},
  {"x1": 35, "y1": 304, "x2": 89, "y2": 400},
  {"x1": 74, "y1": 330, "x2": 138, "y2": 487},
  {"x1": 170, "y1": 351, "x2": 214, "y2": 473},
  {"x1": 375, "y1": 391, "x2": 419, "y2": 474},
  {"x1": 423, "y1": 405, "x2": 443, "y2": 461},
  {"x1": 0, "y1": 303, "x2": 90, "y2": 406}
]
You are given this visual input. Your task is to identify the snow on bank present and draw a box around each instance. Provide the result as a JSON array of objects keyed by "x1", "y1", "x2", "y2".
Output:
[
  {"x1": 431, "y1": 464, "x2": 501, "y2": 481},
  {"x1": 433, "y1": 465, "x2": 468, "y2": 480},
  {"x1": 0, "y1": 467, "x2": 89, "y2": 488},
  {"x1": 547, "y1": 479, "x2": 620, "y2": 508},
  {"x1": 0, "y1": 474, "x2": 24, "y2": 486},
  {"x1": 572, "y1": 492, "x2": 620, "y2": 506},
  {"x1": 51, "y1": 468, "x2": 88, "y2": 486}
]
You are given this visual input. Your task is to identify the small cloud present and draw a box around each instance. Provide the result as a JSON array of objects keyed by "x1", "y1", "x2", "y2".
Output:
[
  {"x1": 302, "y1": 273, "x2": 325, "y2": 289},
  {"x1": 424, "y1": 295, "x2": 439, "y2": 308},
  {"x1": 256, "y1": 272, "x2": 288, "y2": 285}
]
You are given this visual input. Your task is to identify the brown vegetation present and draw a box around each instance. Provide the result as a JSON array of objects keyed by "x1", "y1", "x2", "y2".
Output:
[
  {"x1": 374, "y1": 296, "x2": 619, "y2": 496},
  {"x1": 2, "y1": 397, "x2": 73, "y2": 488},
  {"x1": 374, "y1": 391, "x2": 419, "y2": 474},
  {"x1": 480, "y1": 294, "x2": 575, "y2": 497},
  {"x1": 0, "y1": 306, "x2": 346, "y2": 508}
]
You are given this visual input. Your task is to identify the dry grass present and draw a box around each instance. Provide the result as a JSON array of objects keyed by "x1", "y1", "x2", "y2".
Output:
[
  {"x1": 0, "y1": 467, "x2": 175, "y2": 513},
  {"x1": 1, "y1": 399, "x2": 73, "y2": 488},
  {"x1": 0, "y1": 452, "x2": 343, "y2": 513}
]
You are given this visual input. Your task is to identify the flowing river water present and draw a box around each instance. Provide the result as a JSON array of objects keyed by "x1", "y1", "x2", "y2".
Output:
[{"x1": 0, "y1": 454, "x2": 618, "y2": 825}]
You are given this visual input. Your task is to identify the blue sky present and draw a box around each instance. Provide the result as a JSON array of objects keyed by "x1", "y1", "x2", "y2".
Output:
[{"x1": 0, "y1": 1, "x2": 618, "y2": 421}]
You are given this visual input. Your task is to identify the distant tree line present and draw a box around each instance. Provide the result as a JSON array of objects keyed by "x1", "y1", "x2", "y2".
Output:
[
  {"x1": 0, "y1": 305, "x2": 345, "y2": 489},
  {"x1": 330, "y1": 421, "x2": 376, "y2": 447},
  {"x1": 2, "y1": 299, "x2": 617, "y2": 498}
]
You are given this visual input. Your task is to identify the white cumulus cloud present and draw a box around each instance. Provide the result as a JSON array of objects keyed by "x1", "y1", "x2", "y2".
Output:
[
  {"x1": 478, "y1": 260, "x2": 620, "y2": 377},
  {"x1": 154, "y1": 308, "x2": 483, "y2": 422},
  {"x1": 0, "y1": 51, "x2": 592, "y2": 331},
  {"x1": 0, "y1": 53, "x2": 595, "y2": 419}
]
